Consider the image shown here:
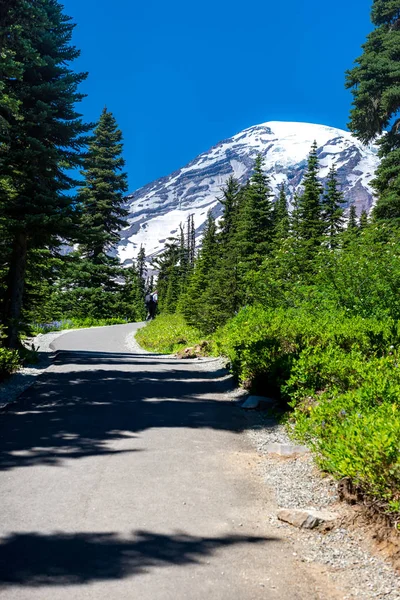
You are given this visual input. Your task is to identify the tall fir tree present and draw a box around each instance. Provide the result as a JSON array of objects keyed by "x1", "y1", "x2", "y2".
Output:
[
  {"x1": 219, "y1": 176, "x2": 241, "y2": 244},
  {"x1": 235, "y1": 154, "x2": 274, "y2": 262},
  {"x1": 79, "y1": 108, "x2": 128, "y2": 265},
  {"x1": 359, "y1": 209, "x2": 369, "y2": 230},
  {"x1": 346, "y1": 0, "x2": 400, "y2": 219},
  {"x1": 153, "y1": 239, "x2": 181, "y2": 314},
  {"x1": 290, "y1": 191, "x2": 301, "y2": 237},
  {"x1": 347, "y1": 204, "x2": 359, "y2": 230},
  {"x1": 321, "y1": 165, "x2": 345, "y2": 246},
  {"x1": 182, "y1": 211, "x2": 230, "y2": 332},
  {"x1": 189, "y1": 214, "x2": 196, "y2": 267},
  {"x1": 0, "y1": 0, "x2": 90, "y2": 347},
  {"x1": 296, "y1": 142, "x2": 323, "y2": 244},
  {"x1": 273, "y1": 184, "x2": 290, "y2": 240},
  {"x1": 121, "y1": 258, "x2": 146, "y2": 322}
]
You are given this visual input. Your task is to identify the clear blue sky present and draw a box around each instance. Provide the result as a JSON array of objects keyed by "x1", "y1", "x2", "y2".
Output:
[{"x1": 63, "y1": 0, "x2": 373, "y2": 191}]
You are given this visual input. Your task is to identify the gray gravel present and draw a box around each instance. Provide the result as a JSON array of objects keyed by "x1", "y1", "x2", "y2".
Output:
[
  {"x1": 0, "y1": 330, "x2": 69, "y2": 408},
  {"x1": 247, "y1": 416, "x2": 400, "y2": 600}
]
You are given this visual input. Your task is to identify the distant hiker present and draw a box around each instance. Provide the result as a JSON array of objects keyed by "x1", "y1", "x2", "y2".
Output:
[
  {"x1": 148, "y1": 290, "x2": 158, "y2": 320},
  {"x1": 145, "y1": 292, "x2": 153, "y2": 321}
]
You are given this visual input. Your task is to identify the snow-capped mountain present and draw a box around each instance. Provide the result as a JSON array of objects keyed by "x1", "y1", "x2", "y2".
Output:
[{"x1": 118, "y1": 121, "x2": 379, "y2": 265}]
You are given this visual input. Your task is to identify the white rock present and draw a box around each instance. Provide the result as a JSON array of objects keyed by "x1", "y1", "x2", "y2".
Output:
[
  {"x1": 240, "y1": 395, "x2": 275, "y2": 410},
  {"x1": 277, "y1": 508, "x2": 339, "y2": 529},
  {"x1": 266, "y1": 443, "x2": 310, "y2": 457}
]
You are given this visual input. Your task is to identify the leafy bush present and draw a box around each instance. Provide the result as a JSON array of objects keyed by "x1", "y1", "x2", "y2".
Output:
[
  {"x1": 214, "y1": 305, "x2": 399, "y2": 391},
  {"x1": 0, "y1": 348, "x2": 21, "y2": 381},
  {"x1": 213, "y1": 305, "x2": 400, "y2": 510},
  {"x1": 291, "y1": 377, "x2": 400, "y2": 508},
  {"x1": 135, "y1": 314, "x2": 204, "y2": 354}
]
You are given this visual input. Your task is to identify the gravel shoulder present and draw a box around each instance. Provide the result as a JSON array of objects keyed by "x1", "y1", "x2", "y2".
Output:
[
  {"x1": 0, "y1": 329, "x2": 71, "y2": 408},
  {"x1": 245, "y1": 413, "x2": 400, "y2": 599}
]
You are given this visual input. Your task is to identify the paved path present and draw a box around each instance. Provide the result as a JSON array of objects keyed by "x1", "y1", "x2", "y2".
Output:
[{"x1": 0, "y1": 323, "x2": 322, "y2": 599}]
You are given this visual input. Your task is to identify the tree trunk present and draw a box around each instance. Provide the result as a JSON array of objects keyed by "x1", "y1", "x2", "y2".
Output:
[{"x1": 4, "y1": 232, "x2": 28, "y2": 349}]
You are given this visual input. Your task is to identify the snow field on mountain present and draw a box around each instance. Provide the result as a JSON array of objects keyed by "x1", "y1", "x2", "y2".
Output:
[{"x1": 119, "y1": 121, "x2": 379, "y2": 265}]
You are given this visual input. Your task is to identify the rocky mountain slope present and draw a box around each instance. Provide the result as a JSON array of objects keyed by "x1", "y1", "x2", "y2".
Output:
[{"x1": 118, "y1": 121, "x2": 379, "y2": 265}]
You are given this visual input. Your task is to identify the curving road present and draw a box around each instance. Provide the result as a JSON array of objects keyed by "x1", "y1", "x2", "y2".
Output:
[{"x1": 0, "y1": 323, "x2": 321, "y2": 599}]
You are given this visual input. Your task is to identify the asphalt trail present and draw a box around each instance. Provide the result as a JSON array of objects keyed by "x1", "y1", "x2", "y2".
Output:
[{"x1": 0, "y1": 323, "x2": 322, "y2": 599}]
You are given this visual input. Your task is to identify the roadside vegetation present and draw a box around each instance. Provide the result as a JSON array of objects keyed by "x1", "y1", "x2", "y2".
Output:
[
  {"x1": 136, "y1": 314, "x2": 203, "y2": 354},
  {"x1": 137, "y1": 0, "x2": 400, "y2": 514}
]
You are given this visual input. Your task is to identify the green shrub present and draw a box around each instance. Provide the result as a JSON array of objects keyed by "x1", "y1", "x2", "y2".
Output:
[
  {"x1": 0, "y1": 348, "x2": 21, "y2": 381},
  {"x1": 292, "y1": 398, "x2": 400, "y2": 508},
  {"x1": 214, "y1": 305, "x2": 399, "y2": 392},
  {"x1": 135, "y1": 314, "x2": 204, "y2": 354}
]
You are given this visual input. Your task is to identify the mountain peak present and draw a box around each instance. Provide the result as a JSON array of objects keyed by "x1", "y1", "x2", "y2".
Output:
[{"x1": 118, "y1": 121, "x2": 378, "y2": 265}]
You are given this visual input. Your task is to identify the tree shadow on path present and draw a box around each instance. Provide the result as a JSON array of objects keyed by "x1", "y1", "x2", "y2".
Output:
[
  {"x1": 0, "y1": 530, "x2": 275, "y2": 587},
  {"x1": 0, "y1": 350, "x2": 274, "y2": 471}
]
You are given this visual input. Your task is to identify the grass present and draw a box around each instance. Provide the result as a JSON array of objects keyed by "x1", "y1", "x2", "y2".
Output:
[{"x1": 135, "y1": 314, "x2": 206, "y2": 354}]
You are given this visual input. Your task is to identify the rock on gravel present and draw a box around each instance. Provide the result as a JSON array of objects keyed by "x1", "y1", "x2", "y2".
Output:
[
  {"x1": 265, "y1": 443, "x2": 310, "y2": 457},
  {"x1": 277, "y1": 508, "x2": 339, "y2": 529},
  {"x1": 241, "y1": 395, "x2": 275, "y2": 410}
]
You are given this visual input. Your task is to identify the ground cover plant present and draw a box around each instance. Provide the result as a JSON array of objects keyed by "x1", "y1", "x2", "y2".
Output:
[{"x1": 136, "y1": 314, "x2": 203, "y2": 354}]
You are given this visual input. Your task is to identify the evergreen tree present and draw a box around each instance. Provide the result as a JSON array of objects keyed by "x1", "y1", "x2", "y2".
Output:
[
  {"x1": 235, "y1": 154, "x2": 274, "y2": 262},
  {"x1": 182, "y1": 211, "x2": 232, "y2": 332},
  {"x1": 347, "y1": 204, "x2": 359, "y2": 230},
  {"x1": 137, "y1": 246, "x2": 147, "y2": 284},
  {"x1": 181, "y1": 212, "x2": 217, "y2": 314},
  {"x1": 0, "y1": 0, "x2": 90, "y2": 347},
  {"x1": 179, "y1": 221, "x2": 189, "y2": 282},
  {"x1": 189, "y1": 215, "x2": 196, "y2": 267},
  {"x1": 274, "y1": 184, "x2": 290, "y2": 240},
  {"x1": 121, "y1": 260, "x2": 146, "y2": 322},
  {"x1": 290, "y1": 191, "x2": 301, "y2": 237},
  {"x1": 296, "y1": 142, "x2": 323, "y2": 244},
  {"x1": 359, "y1": 209, "x2": 369, "y2": 229},
  {"x1": 219, "y1": 176, "x2": 240, "y2": 244},
  {"x1": 153, "y1": 239, "x2": 180, "y2": 313},
  {"x1": 321, "y1": 165, "x2": 345, "y2": 246},
  {"x1": 79, "y1": 108, "x2": 128, "y2": 265},
  {"x1": 346, "y1": 1, "x2": 400, "y2": 219}
]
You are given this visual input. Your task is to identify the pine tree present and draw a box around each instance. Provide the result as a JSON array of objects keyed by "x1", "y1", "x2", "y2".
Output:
[
  {"x1": 189, "y1": 215, "x2": 196, "y2": 267},
  {"x1": 183, "y1": 211, "x2": 227, "y2": 332},
  {"x1": 79, "y1": 108, "x2": 128, "y2": 264},
  {"x1": 219, "y1": 176, "x2": 240, "y2": 244},
  {"x1": 290, "y1": 191, "x2": 301, "y2": 237},
  {"x1": 347, "y1": 204, "x2": 359, "y2": 230},
  {"x1": 137, "y1": 246, "x2": 147, "y2": 283},
  {"x1": 359, "y1": 209, "x2": 369, "y2": 229},
  {"x1": 296, "y1": 142, "x2": 323, "y2": 244},
  {"x1": 178, "y1": 221, "x2": 189, "y2": 283},
  {"x1": 346, "y1": 1, "x2": 400, "y2": 219},
  {"x1": 321, "y1": 165, "x2": 345, "y2": 246},
  {"x1": 274, "y1": 184, "x2": 290, "y2": 240},
  {"x1": 235, "y1": 154, "x2": 274, "y2": 262},
  {"x1": 121, "y1": 260, "x2": 146, "y2": 322},
  {"x1": 0, "y1": 0, "x2": 90, "y2": 347},
  {"x1": 153, "y1": 239, "x2": 180, "y2": 313}
]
